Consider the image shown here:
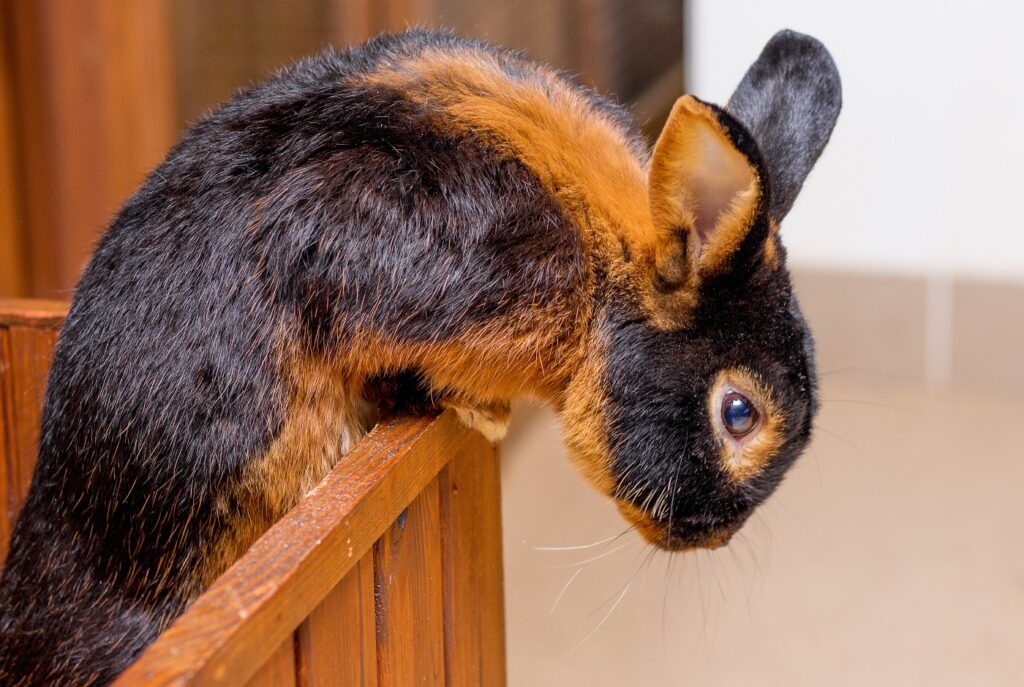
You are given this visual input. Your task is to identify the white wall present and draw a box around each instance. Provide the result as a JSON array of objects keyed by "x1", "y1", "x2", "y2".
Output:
[{"x1": 687, "y1": 1, "x2": 1024, "y2": 280}]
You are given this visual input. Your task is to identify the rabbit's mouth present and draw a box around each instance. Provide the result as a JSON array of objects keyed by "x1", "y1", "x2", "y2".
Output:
[{"x1": 615, "y1": 499, "x2": 740, "y2": 551}]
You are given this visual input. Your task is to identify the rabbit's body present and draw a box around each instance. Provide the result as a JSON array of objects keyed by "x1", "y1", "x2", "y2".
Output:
[
  {"x1": 0, "y1": 30, "x2": 643, "y2": 685},
  {"x1": 0, "y1": 28, "x2": 841, "y2": 686}
]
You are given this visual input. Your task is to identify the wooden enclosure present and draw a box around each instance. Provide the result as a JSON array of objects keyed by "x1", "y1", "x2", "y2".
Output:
[{"x1": 0, "y1": 300, "x2": 506, "y2": 686}]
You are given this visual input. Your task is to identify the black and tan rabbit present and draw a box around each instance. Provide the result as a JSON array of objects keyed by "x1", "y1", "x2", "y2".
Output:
[{"x1": 0, "y1": 28, "x2": 840, "y2": 685}]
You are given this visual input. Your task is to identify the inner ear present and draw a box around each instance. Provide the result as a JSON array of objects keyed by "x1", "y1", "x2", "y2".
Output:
[
  {"x1": 686, "y1": 119, "x2": 756, "y2": 248},
  {"x1": 649, "y1": 96, "x2": 762, "y2": 283}
]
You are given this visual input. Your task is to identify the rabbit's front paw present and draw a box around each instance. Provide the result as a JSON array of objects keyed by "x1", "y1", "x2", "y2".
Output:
[{"x1": 450, "y1": 403, "x2": 511, "y2": 443}]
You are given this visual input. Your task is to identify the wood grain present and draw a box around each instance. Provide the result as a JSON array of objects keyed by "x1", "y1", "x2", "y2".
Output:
[
  {"x1": 5, "y1": 1, "x2": 175, "y2": 298},
  {"x1": 439, "y1": 437, "x2": 507, "y2": 687},
  {"x1": 243, "y1": 637, "x2": 296, "y2": 687},
  {"x1": 116, "y1": 410, "x2": 474, "y2": 687},
  {"x1": 0, "y1": 299, "x2": 68, "y2": 328},
  {"x1": 0, "y1": 8, "x2": 27, "y2": 298},
  {"x1": 374, "y1": 478, "x2": 445, "y2": 686},
  {"x1": 0, "y1": 303, "x2": 65, "y2": 563},
  {"x1": 296, "y1": 552, "x2": 378, "y2": 687}
]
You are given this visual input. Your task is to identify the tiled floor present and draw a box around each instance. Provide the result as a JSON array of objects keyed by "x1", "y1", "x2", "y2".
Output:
[{"x1": 500, "y1": 378, "x2": 1024, "y2": 686}]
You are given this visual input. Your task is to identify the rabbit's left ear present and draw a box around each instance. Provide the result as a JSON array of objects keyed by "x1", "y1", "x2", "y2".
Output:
[{"x1": 727, "y1": 30, "x2": 842, "y2": 223}]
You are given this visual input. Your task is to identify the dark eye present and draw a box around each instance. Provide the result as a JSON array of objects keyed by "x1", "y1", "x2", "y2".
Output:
[{"x1": 722, "y1": 392, "x2": 758, "y2": 437}]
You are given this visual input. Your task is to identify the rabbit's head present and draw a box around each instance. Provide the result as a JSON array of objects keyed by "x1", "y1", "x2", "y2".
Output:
[{"x1": 563, "y1": 30, "x2": 841, "y2": 550}]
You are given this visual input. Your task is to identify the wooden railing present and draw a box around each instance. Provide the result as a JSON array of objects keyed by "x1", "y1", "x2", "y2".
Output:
[{"x1": 0, "y1": 300, "x2": 506, "y2": 686}]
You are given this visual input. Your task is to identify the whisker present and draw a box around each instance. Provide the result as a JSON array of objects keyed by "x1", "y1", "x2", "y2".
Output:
[
  {"x1": 569, "y1": 576, "x2": 633, "y2": 654},
  {"x1": 549, "y1": 568, "x2": 584, "y2": 613},
  {"x1": 822, "y1": 397, "x2": 911, "y2": 412},
  {"x1": 545, "y1": 539, "x2": 635, "y2": 570},
  {"x1": 534, "y1": 532, "x2": 622, "y2": 552},
  {"x1": 815, "y1": 423, "x2": 867, "y2": 455},
  {"x1": 818, "y1": 366, "x2": 915, "y2": 382}
]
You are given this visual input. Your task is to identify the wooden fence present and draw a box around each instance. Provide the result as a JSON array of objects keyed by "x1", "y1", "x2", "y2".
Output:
[{"x1": 0, "y1": 300, "x2": 506, "y2": 686}]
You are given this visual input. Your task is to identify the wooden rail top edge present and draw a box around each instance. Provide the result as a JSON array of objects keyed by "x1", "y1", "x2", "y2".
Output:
[
  {"x1": 116, "y1": 409, "x2": 476, "y2": 687},
  {"x1": 0, "y1": 298, "x2": 69, "y2": 328}
]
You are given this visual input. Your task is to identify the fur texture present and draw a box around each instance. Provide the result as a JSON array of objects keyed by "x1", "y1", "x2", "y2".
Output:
[{"x1": 0, "y1": 28, "x2": 840, "y2": 685}]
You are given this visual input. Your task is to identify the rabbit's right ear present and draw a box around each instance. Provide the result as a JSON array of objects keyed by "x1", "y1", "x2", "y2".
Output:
[
  {"x1": 726, "y1": 30, "x2": 842, "y2": 223},
  {"x1": 648, "y1": 95, "x2": 765, "y2": 288}
]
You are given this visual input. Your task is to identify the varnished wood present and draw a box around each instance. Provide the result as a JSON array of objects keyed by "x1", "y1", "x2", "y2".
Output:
[
  {"x1": 0, "y1": 304, "x2": 65, "y2": 563},
  {"x1": 0, "y1": 9, "x2": 27, "y2": 298},
  {"x1": 374, "y1": 478, "x2": 445, "y2": 686},
  {"x1": 5, "y1": 1, "x2": 175, "y2": 298},
  {"x1": 116, "y1": 410, "x2": 476, "y2": 687},
  {"x1": 243, "y1": 638, "x2": 296, "y2": 687},
  {"x1": 440, "y1": 439, "x2": 507, "y2": 687},
  {"x1": 295, "y1": 552, "x2": 377, "y2": 687},
  {"x1": 0, "y1": 299, "x2": 68, "y2": 328}
]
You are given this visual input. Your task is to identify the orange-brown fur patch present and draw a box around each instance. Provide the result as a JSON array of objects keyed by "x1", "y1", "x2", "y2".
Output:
[
  {"x1": 560, "y1": 327, "x2": 616, "y2": 495},
  {"x1": 199, "y1": 352, "x2": 376, "y2": 589},
  {"x1": 649, "y1": 96, "x2": 762, "y2": 283},
  {"x1": 707, "y1": 367, "x2": 785, "y2": 483},
  {"x1": 763, "y1": 220, "x2": 782, "y2": 269}
]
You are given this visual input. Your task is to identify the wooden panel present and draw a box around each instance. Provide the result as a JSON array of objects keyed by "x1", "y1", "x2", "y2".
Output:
[
  {"x1": 0, "y1": 301, "x2": 65, "y2": 564},
  {"x1": 0, "y1": 300, "x2": 68, "y2": 329},
  {"x1": 295, "y1": 553, "x2": 377, "y2": 687},
  {"x1": 6, "y1": 1, "x2": 176, "y2": 298},
  {"x1": 374, "y1": 479, "x2": 445, "y2": 686},
  {"x1": 0, "y1": 9, "x2": 27, "y2": 298},
  {"x1": 116, "y1": 411, "x2": 474, "y2": 687},
  {"x1": 244, "y1": 637, "x2": 296, "y2": 687},
  {"x1": 439, "y1": 438, "x2": 507, "y2": 687}
]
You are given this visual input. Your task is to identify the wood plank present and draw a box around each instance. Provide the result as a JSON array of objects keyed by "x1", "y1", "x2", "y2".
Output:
[
  {"x1": 374, "y1": 479, "x2": 445, "y2": 686},
  {"x1": 244, "y1": 636, "x2": 296, "y2": 687},
  {"x1": 6, "y1": 1, "x2": 175, "y2": 298},
  {"x1": 5, "y1": 327, "x2": 59, "y2": 506},
  {"x1": 0, "y1": 5, "x2": 27, "y2": 298},
  {"x1": 0, "y1": 323, "x2": 60, "y2": 565},
  {"x1": 0, "y1": 299, "x2": 67, "y2": 328},
  {"x1": 439, "y1": 437, "x2": 507, "y2": 687},
  {"x1": 116, "y1": 410, "x2": 474, "y2": 687},
  {"x1": 295, "y1": 552, "x2": 377, "y2": 687},
  {"x1": 0, "y1": 327, "x2": 12, "y2": 562}
]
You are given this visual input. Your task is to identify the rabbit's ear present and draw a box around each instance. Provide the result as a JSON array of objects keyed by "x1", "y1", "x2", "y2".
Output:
[
  {"x1": 649, "y1": 95, "x2": 765, "y2": 286},
  {"x1": 727, "y1": 30, "x2": 841, "y2": 222}
]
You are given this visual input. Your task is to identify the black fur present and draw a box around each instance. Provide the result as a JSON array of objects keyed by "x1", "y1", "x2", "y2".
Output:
[
  {"x1": 605, "y1": 240, "x2": 818, "y2": 546},
  {"x1": 727, "y1": 30, "x2": 842, "y2": 221}
]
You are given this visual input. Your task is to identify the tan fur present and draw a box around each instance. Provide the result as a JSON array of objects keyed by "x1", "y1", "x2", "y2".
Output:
[
  {"x1": 560, "y1": 327, "x2": 616, "y2": 495},
  {"x1": 763, "y1": 220, "x2": 782, "y2": 269},
  {"x1": 199, "y1": 352, "x2": 376, "y2": 589}
]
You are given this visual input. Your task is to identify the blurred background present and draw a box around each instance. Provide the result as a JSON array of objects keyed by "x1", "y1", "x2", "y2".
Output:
[{"x1": 1, "y1": 1, "x2": 1021, "y2": 685}]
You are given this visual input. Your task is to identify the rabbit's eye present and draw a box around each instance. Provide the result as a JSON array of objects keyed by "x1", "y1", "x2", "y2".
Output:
[{"x1": 722, "y1": 392, "x2": 758, "y2": 437}]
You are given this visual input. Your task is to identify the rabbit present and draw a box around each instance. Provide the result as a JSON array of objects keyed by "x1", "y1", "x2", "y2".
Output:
[{"x1": 0, "y1": 27, "x2": 840, "y2": 685}]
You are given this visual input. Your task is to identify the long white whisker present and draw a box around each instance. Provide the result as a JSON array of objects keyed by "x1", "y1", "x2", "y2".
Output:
[
  {"x1": 549, "y1": 568, "x2": 584, "y2": 613},
  {"x1": 546, "y1": 540, "x2": 635, "y2": 569},
  {"x1": 534, "y1": 533, "x2": 621, "y2": 552},
  {"x1": 569, "y1": 577, "x2": 633, "y2": 653}
]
